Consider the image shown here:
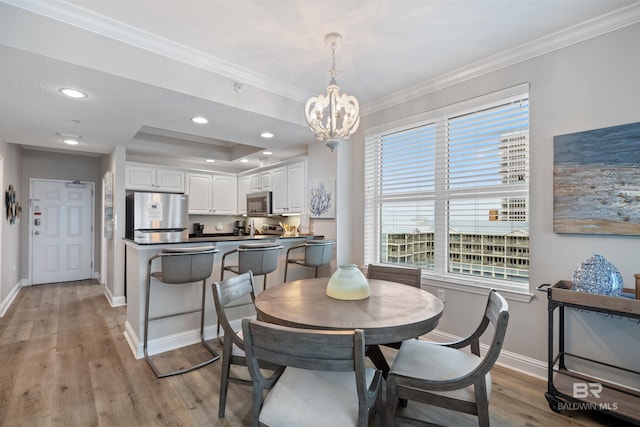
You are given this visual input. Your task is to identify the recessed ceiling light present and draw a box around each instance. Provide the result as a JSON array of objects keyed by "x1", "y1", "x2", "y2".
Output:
[
  {"x1": 261, "y1": 132, "x2": 274, "y2": 138},
  {"x1": 59, "y1": 88, "x2": 87, "y2": 99},
  {"x1": 263, "y1": 151, "x2": 273, "y2": 155},
  {"x1": 63, "y1": 139, "x2": 79, "y2": 145},
  {"x1": 240, "y1": 159, "x2": 249, "y2": 163},
  {"x1": 206, "y1": 159, "x2": 215, "y2": 163},
  {"x1": 192, "y1": 116, "x2": 208, "y2": 124}
]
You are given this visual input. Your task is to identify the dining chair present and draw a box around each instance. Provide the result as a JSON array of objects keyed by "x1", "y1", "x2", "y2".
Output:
[
  {"x1": 366, "y1": 263, "x2": 422, "y2": 290},
  {"x1": 143, "y1": 246, "x2": 220, "y2": 378},
  {"x1": 365, "y1": 264, "x2": 422, "y2": 376},
  {"x1": 242, "y1": 318, "x2": 383, "y2": 427},
  {"x1": 212, "y1": 271, "x2": 273, "y2": 418},
  {"x1": 283, "y1": 239, "x2": 335, "y2": 281},
  {"x1": 386, "y1": 289, "x2": 509, "y2": 427}
]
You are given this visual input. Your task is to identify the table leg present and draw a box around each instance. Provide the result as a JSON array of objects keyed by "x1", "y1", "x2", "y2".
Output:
[{"x1": 365, "y1": 345, "x2": 390, "y2": 378}]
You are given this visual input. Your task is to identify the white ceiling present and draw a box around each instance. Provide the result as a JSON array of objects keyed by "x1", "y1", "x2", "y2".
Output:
[{"x1": 1, "y1": 0, "x2": 639, "y2": 172}]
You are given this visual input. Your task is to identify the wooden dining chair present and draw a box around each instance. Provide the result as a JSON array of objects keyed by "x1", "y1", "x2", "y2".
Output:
[
  {"x1": 386, "y1": 289, "x2": 509, "y2": 427},
  {"x1": 366, "y1": 263, "x2": 422, "y2": 290},
  {"x1": 365, "y1": 264, "x2": 422, "y2": 376},
  {"x1": 211, "y1": 271, "x2": 258, "y2": 418},
  {"x1": 242, "y1": 318, "x2": 383, "y2": 427}
]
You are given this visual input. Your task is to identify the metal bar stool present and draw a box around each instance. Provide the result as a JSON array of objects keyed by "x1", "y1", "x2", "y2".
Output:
[
  {"x1": 284, "y1": 239, "x2": 335, "y2": 281},
  {"x1": 144, "y1": 246, "x2": 220, "y2": 378},
  {"x1": 220, "y1": 242, "x2": 284, "y2": 290},
  {"x1": 218, "y1": 242, "x2": 283, "y2": 337}
]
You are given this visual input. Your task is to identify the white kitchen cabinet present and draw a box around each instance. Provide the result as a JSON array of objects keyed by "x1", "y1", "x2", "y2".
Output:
[
  {"x1": 250, "y1": 173, "x2": 261, "y2": 192},
  {"x1": 212, "y1": 174, "x2": 237, "y2": 215},
  {"x1": 286, "y1": 161, "x2": 306, "y2": 213},
  {"x1": 126, "y1": 164, "x2": 185, "y2": 193},
  {"x1": 237, "y1": 174, "x2": 251, "y2": 214},
  {"x1": 186, "y1": 173, "x2": 213, "y2": 214},
  {"x1": 260, "y1": 169, "x2": 273, "y2": 190},
  {"x1": 272, "y1": 161, "x2": 306, "y2": 214}
]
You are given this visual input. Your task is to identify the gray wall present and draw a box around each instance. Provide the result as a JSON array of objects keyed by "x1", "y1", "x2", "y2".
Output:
[
  {"x1": 0, "y1": 139, "x2": 23, "y2": 309},
  {"x1": 347, "y1": 23, "x2": 640, "y2": 380},
  {"x1": 20, "y1": 150, "x2": 103, "y2": 281}
]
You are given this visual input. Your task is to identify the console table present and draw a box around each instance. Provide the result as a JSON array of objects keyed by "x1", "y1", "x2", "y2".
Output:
[{"x1": 538, "y1": 281, "x2": 640, "y2": 424}]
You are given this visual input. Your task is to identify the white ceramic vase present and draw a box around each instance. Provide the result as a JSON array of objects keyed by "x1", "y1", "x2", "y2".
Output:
[{"x1": 326, "y1": 264, "x2": 370, "y2": 300}]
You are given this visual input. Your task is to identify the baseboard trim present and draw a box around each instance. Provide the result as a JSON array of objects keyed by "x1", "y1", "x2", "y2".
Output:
[
  {"x1": 103, "y1": 283, "x2": 126, "y2": 307},
  {"x1": 123, "y1": 320, "x2": 222, "y2": 360},
  {"x1": 0, "y1": 280, "x2": 24, "y2": 317}
]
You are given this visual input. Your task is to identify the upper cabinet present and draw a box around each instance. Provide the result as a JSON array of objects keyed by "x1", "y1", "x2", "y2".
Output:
[
  {"x1": 237, "y1": 175, "x2": 251, "y2": 214},
  {"x1": 186, "y1": 173, "x2": 213, "y2": 214},
  {"x1": 128, "y1": 158, "x2": 306, "y2": 216},
  {"x1": 272, "y1": 160, "x2": 306, "y2": 214},
  {"x1": 212, "y1": 174, "x2": 237, "y2": 215},
  {"x1": 260, "y1": 169, "x2": 273, "y2": 191},
  {"x1": 126, "y1": 164, "x2": 185, "y2": 193},
  {"x1": 185, "y1": 172, "x2": 238, "y2": 215}
]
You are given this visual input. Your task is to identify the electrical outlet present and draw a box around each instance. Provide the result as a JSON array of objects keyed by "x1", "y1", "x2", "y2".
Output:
[{"x1": 437, "y1": 288, "x2": 446, "y2": 302}]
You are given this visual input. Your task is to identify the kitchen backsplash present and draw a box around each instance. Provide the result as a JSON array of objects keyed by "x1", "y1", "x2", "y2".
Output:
[{"x1": 188, "y1": 214, "x2": 301, "y2": 235}]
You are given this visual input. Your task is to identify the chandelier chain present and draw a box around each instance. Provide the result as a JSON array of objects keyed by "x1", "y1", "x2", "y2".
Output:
[{"x1": 330, "y1": 41, "x2": 338, "y2": 81}]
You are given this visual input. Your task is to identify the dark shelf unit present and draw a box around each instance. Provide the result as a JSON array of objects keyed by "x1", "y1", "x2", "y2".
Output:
[{"x1": 538, "y1": 281, "x2": 640, "y2": 425}]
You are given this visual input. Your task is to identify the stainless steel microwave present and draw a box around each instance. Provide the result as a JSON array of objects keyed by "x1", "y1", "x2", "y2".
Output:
[{"x1": 246, "y1": 191, "x2": 272, "y2": 217}]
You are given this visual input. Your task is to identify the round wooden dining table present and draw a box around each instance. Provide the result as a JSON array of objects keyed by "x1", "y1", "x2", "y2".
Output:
[{"x1": 255, "y1": 277, "x2": 444, "y2": 374}]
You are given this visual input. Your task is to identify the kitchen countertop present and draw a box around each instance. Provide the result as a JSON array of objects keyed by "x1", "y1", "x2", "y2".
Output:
[{"x1": 124, "y1": 234, "x2": 321, "y2": 245}]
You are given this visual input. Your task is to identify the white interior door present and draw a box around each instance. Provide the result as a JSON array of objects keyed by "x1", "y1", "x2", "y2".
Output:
[{"x1": 31, "y1": 180, "x2": 94, "y2": 285}]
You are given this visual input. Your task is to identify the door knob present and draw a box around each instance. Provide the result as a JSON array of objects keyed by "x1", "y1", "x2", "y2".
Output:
[{"x1": 34, "y1": 231, "x2": 40, "y2": 235}]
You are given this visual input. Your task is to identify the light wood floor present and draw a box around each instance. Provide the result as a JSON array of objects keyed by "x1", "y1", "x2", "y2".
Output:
[{"x1": 0, "y1": 280, "x2": 634, "y2": 426}]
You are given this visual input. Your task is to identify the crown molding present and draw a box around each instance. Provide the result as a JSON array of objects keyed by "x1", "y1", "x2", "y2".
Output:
[
  {"x1": 361, "y1": 2, "x2": 640, "y2": 115},
  {"x1": 2, "y1": 0, "x2": 313, "y2": 103},
  {"x1": 6, "y1": 0, "x2": 640, "y2": 114}
]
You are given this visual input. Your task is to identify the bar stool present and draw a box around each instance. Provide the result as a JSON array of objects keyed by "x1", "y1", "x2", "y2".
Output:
[
  {"x1": 218, "y1": 242, "x2": 283, "y2": 338},
  {"x1": 144, "y1": 246, "x2": 220, "y2": 378},
  {"x1": 220, "y1": 242, "x2": 284, "y2": 291},
  {"x1": 284, "y1": 239, "x2": 335, "y2": 281}
]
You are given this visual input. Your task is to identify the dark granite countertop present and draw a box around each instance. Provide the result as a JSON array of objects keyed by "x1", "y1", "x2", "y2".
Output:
[{"x1": 124, "y1": 234, "x2": 320, "y2": 245}]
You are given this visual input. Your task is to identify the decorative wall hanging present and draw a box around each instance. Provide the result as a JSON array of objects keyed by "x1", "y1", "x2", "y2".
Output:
[
  {"x1": 5, "y1": 185, "x2": 20, "y2": 225},
  {"x1": 104, "y1": 171, "x2": 114, "y2": 239},
  {"x1": 553, "y1": 121, "x2": 640, "y2": 235},
  {"x1": 309, "y1": 178, "x2": 335, "y2": 219}
]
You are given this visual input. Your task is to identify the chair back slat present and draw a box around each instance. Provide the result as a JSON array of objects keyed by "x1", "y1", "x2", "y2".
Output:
[
  {"x1": 367, "y1": 264, "x2": 421, "y2": 288},
  {"x1": 246, "y1": 319, "x2": 358, "y2": 370},
  {"x1": 215, "y1": 272, "x2": 256, "y2": 307},
  {"x1": 485, "y1": 289, "x2": 508, "y2": 327}
]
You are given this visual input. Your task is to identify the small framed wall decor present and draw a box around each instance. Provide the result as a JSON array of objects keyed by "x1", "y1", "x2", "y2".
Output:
[
  {"x1": 5, "y1": 185, "x2": 20, "y2": 225},
  {"x1": 309, "y1": 178, "x2": 335, "y2": 219}
]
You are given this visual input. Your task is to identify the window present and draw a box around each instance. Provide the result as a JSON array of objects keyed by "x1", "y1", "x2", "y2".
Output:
[{"x1": 364, "y1": 85, "x2": 529, "y2": 291}]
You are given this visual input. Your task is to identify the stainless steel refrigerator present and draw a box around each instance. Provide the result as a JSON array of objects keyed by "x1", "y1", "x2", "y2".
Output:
[{"x1": 125, "y1": 191, "x2": 189, "y2": 243}]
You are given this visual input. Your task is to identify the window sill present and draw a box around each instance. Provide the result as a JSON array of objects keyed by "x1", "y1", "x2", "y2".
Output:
[{"x1": 421, "y1": 273, "x2": 535, "y2": 303}]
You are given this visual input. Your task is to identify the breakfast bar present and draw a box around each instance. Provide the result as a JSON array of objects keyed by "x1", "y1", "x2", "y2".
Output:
[{"x1": 123, "y1": 235, "x2": 321, "y2": 359}]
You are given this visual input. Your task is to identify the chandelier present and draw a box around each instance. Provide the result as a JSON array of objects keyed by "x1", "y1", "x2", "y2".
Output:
[{"x1": 304, "y1": 33, "x2": 360, "y2": 151}]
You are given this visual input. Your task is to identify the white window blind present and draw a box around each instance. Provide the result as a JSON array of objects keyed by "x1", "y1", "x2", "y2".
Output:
[{"x1": 365, "y1": 86, "x2": 529, "y2": 290}]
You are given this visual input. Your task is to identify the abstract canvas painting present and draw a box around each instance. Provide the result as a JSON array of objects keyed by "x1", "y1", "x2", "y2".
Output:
[{"x1": 553, "y1": 121, "x2": 640, "y2": 235}]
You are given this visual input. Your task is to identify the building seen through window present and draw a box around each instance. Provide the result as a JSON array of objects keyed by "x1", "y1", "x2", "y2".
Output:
[{"x1": 364, "y1": 86, "x2": 530, "y2": 288}]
